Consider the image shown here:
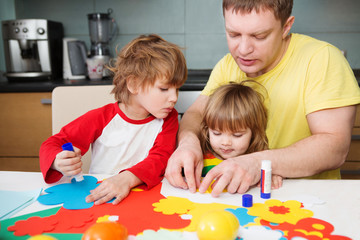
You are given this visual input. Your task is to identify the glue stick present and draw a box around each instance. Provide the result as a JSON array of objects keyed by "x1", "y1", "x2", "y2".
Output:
[
  {"x1": 260, "y1": 160, "x2": 271, "y2": 199},
  {"x1": 62, "y1": 142, "x2": 84, "y2": 182}
]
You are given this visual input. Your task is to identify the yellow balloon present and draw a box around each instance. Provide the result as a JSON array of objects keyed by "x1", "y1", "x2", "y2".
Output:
[
  {"x1": 27, "y1": 235, "x2": 57, "y2": 240},
  {"x1": 197, "y1": 210, "x2": 239, "y2": 240}
]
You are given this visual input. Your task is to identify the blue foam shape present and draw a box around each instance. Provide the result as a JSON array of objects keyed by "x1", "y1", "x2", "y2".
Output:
[
  {"x1": 37, "y1": 175, "x2": 112, "y2": 210},
  {"x1": 225, "y1": 208, "x2": 257, "y2": 226}
]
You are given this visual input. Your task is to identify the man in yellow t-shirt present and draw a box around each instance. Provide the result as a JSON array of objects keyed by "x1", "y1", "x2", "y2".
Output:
[{"x1": 165, "y1": 0, "x2": 360, "y2": 197}]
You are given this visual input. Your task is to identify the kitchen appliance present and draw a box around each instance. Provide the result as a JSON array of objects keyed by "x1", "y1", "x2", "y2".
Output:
[
  {"x1": 1, "y1": 19, "x2": 63, "y2": 81},
  {"x1": 87, "y1": 8, "x2": 117, "y2": 77},
  {"x1": 63, "y1": 38, "x2": 88, "y2": 79}
]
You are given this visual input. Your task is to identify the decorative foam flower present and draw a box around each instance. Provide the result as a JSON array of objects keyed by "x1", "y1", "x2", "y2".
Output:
[
  {"x1": 152, "y1": 196, "x2": 238, "y2": 232},
  {"x1": 239, "y1": 225, "x2": 286, "y2": 240},
  {"x1": 265, "y1": 217, "x2": 352, "y2": 240},
  {"x1": 136, "y1": 229, "x2": 185, "y2": 240},
  {"x1": 153, "y1": 196, "x2": 195, "y2": 215},
  {"x1": 96, "y1": 215, "x2": 111, "y2": 223},
  {"x1": 96, "y1": 215, "x2": 119, "y2": 223},
  {"x1": 226, "y1": 208, "x2": 257, "y2": 226},
  {"x1": 247, "y1": 199, "x2": 313, "y2": 225}
]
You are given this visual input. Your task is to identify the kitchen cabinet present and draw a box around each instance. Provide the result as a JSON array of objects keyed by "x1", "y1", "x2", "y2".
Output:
[
  {"x1": 0, "y1": 92, "x2": 52, "y2": 171},
  {"x1": 341, "y1": 105, "x2": 360, "y2": 179}
]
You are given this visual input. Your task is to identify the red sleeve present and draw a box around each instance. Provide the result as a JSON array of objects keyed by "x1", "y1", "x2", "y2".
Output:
[
  {"x1": 126, "y1": 109, "x2": 179, "y2": 189},
  {"x1": 39, "y1": 103, "x2": 116, "y2": 183}
]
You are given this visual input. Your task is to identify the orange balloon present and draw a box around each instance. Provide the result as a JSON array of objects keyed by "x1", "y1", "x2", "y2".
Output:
[{"x1": 82, "y1": 222, "x2": 128, "y2": 240}]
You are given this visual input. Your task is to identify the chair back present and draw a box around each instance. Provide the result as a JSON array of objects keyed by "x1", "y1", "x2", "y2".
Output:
[{"x1": 52, "y1": 85, "x2": 114, "y2": 173}]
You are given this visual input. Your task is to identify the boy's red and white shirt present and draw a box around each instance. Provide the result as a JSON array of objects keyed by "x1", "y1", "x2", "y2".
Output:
[{"x1": 40, "y1": 102, "x2": 179, "y2": 189}]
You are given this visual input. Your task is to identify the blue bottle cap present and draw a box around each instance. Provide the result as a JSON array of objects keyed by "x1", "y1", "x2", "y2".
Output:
[
  {"x1": 261, "y1": 192, "x2": 271, "y2": 199},
  {"x1": 62, "y1": 142, "x2": 74, "y2": 151},
  {"x1": 242, "y1": 194, "x2": 253, "y2": 207}
]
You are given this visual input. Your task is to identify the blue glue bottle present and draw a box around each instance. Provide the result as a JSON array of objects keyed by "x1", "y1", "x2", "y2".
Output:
[
  {"x1": 61, "y1": 142, "x2": 84, "y2": 182},
  {"x1": 260, "y1": 160, "x2": 271, "y2": 199}
]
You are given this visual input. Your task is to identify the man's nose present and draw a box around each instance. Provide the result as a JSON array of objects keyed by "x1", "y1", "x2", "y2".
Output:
[{"x1": 238, "y1": 37, "x2": 254, "y2": 56}]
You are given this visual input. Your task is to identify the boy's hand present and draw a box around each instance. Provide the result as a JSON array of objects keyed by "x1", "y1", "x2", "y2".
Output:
[
  {"x1": 52, "y1": 146, "x2": 82, "y2": 177},
  {"x1": 85, "y1": 171, "x2": 142, "y2": 205}
]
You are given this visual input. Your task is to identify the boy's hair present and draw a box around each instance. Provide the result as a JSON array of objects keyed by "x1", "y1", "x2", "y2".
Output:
[
  {"x1": 200, "y1": 81, "x2": 268, "y2": 155},
  {"x1": 223, "y1": 0, "x2": 293, "y2": 26},
  {"x1": 109, "y1": 34, "x2": 187, "y2": 103}
]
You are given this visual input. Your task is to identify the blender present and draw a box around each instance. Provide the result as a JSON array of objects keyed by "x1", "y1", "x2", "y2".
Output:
[{"x1": 87, "y1": 8, "x2": 117, "y2": 77}]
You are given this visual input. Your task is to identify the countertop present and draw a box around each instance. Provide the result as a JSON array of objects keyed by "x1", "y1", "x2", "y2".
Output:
[
  {"x1": 0, "y1": 69, "x2": 359, "y2": 93},
  {"x1": 0, "y1": 70, "x2": 210, "y2": 93}
]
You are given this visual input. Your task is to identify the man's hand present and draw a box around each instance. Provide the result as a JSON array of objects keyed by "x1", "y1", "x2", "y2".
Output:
[
  {"x1": 165, "y1": 142, "x2": 203, "y2": 193},
  {"x1": 271, "y1": 175, "x2": 283, "y2": 189},
  {"x1": 199, "y1": 155, "x2": 261, "y2": 197}
]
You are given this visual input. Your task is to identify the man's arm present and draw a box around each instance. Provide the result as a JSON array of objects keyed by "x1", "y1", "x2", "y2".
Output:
[
  {"x1": 165, "y1": 94, "x2": 209, "y2": 192},
  {"x1": 271, "y1": 105, "x2": 355, "y2": 177},
  {"x1": 200, "y1": 105, "x2": 356, "y2": 197}
]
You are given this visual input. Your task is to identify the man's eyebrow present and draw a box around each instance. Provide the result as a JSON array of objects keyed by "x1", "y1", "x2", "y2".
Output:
[
  {"x1": 225, "y1": 27, "x2": 235, "y2": 33},
  {"x1": 225, "y1": 27, "x2": 273, "y2": 36},
  {"x1": 252, "y1": 29, "x2": 273, "y2": 36}
]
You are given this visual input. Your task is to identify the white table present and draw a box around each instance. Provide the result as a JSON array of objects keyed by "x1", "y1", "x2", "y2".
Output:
[{"x1": 0, "y1": 171, "x2": 359, "y2": 239}]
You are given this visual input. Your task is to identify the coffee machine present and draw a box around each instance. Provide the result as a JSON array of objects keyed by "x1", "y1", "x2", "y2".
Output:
[
  {"x1": 2, "y1": 19, "x2": 63, "y2": 81},
  {"x1": 87, "y1": 9, "x2": 117, "y2": 77}
]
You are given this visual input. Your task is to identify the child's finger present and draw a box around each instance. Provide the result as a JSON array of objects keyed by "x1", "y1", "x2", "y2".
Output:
[{"x1": 73, "y1": 146, "x2": 82, "y2": 157}]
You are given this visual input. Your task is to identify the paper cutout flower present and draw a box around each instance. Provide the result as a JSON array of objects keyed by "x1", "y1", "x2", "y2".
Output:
[
  {"x1": 97, "y1": 215, "x2": 111, "y2": 223},
  {"x1": 239, "y1": 225, "x2": 286, "y2": 240},
  {"x1": 37, "y1": 176, "x2": 99, "y2": 209},
  {"x1": 7, "y1": 216, "x2": 58, "y2": 236},
  {"x1": 226, "y1": 208, "x2": 257, "y2": 226},
  {"x1": 153, "y1": 196, "x2": 238, "y2": 232},
  {"x1": 8, "y1": 184, "x2": 190, "y2": 237},
  {"x1": 153, "y1": 196, "x2": 194, "y2": 215},
  {"x1": 265, "y1": 217, "x2": 352, "y2": 240},
  {"x1": 96, "y1": 215, "x2": 119, "y2": 223},
  {"x1": 136, "y1": 229, "x2": 185, "y2": 240},
  {"x1": 247, "y1": 199, "x2": 313, "y2": 224}
]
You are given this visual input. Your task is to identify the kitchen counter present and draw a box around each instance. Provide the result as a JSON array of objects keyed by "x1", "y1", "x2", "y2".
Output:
[
  {"x1": 0, "y1": 70, "x2": 210, "y2": 93},
  {"x1": 1, "y1": 69, "x2": 359, "y2": 93}
]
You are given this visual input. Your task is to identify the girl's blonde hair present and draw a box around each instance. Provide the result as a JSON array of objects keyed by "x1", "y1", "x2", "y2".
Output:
[
  {"x1": 200, "y1": 81, "x2": 268, "y2": 155},
  {"x1": 109, "y1": 34, "x2": 187, "y2": 103}
]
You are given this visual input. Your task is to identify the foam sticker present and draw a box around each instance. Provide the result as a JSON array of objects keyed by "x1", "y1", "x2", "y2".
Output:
[{"x1": 38, "y1": 176, "x2": 103, "y2": 209}]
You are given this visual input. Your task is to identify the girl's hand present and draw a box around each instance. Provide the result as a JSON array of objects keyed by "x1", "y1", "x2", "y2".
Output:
[
  {"x1": 85, "y1": 171, "x2": 142, "y2": 205},
  {"x1": 52, "y1": 146, "x2": 82, "y2": 177}
]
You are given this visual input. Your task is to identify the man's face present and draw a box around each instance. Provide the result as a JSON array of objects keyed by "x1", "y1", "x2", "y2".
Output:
[{"x1": 224, "y1": 7, "x2": 289, "y2": 78}]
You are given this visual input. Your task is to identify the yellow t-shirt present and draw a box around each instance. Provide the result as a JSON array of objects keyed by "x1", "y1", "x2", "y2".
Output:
[{"x1": 202, "y1": 33, "x2": 360, "y2": 179}]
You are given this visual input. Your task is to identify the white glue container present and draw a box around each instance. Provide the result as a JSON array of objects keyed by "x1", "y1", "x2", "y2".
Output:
[{"x1": 260, "y1": 160, "x2": 272, "y2": 199}]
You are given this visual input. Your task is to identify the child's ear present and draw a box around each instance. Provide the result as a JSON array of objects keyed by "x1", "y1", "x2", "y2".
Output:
[{"x1": 126, "y1": 77, "x2": 139, "y2": 94}]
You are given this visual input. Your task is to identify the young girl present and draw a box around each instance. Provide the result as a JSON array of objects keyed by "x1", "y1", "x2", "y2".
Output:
[
  {"x1": 199, "y1": 81, "x2": 282, "y2": 190},
  {"x1": 40, "y1": 34, "x2": 187, "y2": 205}
]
